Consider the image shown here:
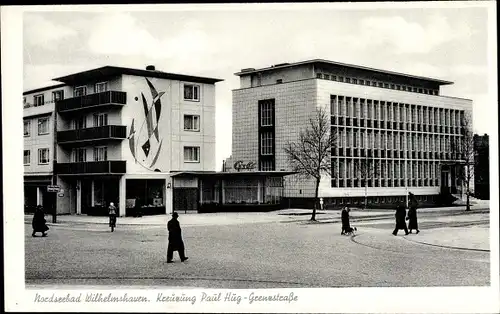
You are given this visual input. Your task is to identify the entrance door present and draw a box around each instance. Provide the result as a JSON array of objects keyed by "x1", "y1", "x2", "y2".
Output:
[
  {"x1": 441, "y1": 170, "x2": 450, "y2": 194},
  {"x1": 81, "y1": 179, "x2": 92, "y2": 214}
]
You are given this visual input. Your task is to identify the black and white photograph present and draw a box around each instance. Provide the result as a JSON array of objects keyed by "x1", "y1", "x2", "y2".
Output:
[{"x1": 2, "y1": 2, "x2": 499, "y2": 313}]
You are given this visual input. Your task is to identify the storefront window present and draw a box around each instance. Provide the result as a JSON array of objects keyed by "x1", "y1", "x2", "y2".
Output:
[
  {"x1": 223, "y1": 178, "x2": 260, "y2": 204},
  {"x1": 126, "y1": 179, "x2": 165, "y2": 211}
]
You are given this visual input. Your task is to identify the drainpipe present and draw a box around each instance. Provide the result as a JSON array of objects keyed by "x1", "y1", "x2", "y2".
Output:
[{"x1": 52, "y1": 110, "x2": 58, "y2": 223}]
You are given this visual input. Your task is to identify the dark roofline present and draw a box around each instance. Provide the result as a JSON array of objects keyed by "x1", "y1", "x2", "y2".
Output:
[
  {"x1": 53, "y1": 66, "x2": 223, "y2": 85},
  {"x1": 170, "y1": 171, "x2": 297, "y2": 178},
  {"x1": 234, "y1": 59, "x2": 453, "y2": 85},
  {"x1": 23, "y1": 83, "x2": 67, "y2": 96}
]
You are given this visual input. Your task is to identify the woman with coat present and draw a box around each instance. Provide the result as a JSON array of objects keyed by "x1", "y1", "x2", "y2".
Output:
[
  {"x1": 32, "y1": 205, "x2": 49, "y2": 237},
  {"x1": 407, "y1": 193, "x2": 420, "y2": 234},
  {"x1": 341, "y1": 207, "x2": 356, "y2": 235},
  {"x1": 392, "y1": 203, "x2": 409, "y2": 236}
]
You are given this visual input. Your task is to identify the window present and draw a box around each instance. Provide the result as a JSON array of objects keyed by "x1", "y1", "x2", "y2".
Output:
[
  {"x1": 359, "y1": 79, "x2": 364, "y2": 85},
  {"x1": 184, "y1": 146, "x2": 200, "y2": 162},
  {"x1": 402, "y1": 86, "x2": 407, "y2": 91},
  {"x1": 73, "y1": 116, "x2": 87, "y2": 129},
  {"x1": 261, "y1": 160, "x2": 274, "y2": 171},
  {"x1": 38, "y1": 148, "x2": 49, "y2": 165},
  {"x1": 38, "y1": 117, "x2": 49, "y2": 135},
  {"x1": 93, "y1": 113, "x2": 108, "y2": 127},
  {"x1": 260, "y1": 132, "x2": 274, "y2": 155},
  {"x1": 95, "y1": 82, "x2": 109, "y2": 93},
  {"x1": 345, "y1": 77, "x2": 351, "y2": 83},
  {"x1": 34, "y1": 94, "x2": 44, "y2": 107},
  {"x1": 352, "y1": 78, "x2": 358, "y2": 84},
  {"x1": 24, "y1": 120, "x2": 30, "y2": 137},
  {"x1": 184, "y1": 115, "x2": 200, "y2": 131},
  {"x1": 378, "y1": 82, "x2": 384, "y2": 87},
  {"x1": 276, "y1": 79, "x2": 283, "y2": 84},
  {"x1": 371, "y1": 81, "x2": 377, "y2": 87},
  {"x1": 184, "y1": 84, "x2": 200, "y2": 101},
  {"x1": 72, "y1": 148, "x2": 87, "y2": 162},
  {"x1": 323, "y1": 75, "x2": 330, "y2": 80},
  {"x1": 260, "y1": 99, "x2": 274, "y2": 126},
  {"x1": 396, "y1": 85, "x2": 401, "y2": 90},
  {"x1": 316, "y1": 73, "x2": 323, "y2": 79},
  {"x1": 74, "y1": 86, "x2": 87, "y2": 97},
  {"x1": 332, "y1": 75, "x2": 337, "y2": 81},
  {"x1": 52, "y1": 90, "x2": 64, "y2": 102},
  {"x1": 93, "y1": 147, "x2": 108, "y2": 161},
  {"x1": 24, "y1": 150, "x2": 30, "y2": 165},
  {"x1": 338, "y1": 76, "x2": 344, "y2": 82}
]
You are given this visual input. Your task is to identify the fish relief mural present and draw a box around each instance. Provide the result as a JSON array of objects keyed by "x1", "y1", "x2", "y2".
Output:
[{"x1": 128, "y1": 78, "x2": 165, "y2": 172}]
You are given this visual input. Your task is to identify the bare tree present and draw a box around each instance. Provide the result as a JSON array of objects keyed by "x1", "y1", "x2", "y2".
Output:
[
  {"x1": 354, "y1": 156, "x2": 378, "y2": 209},
  {"x1": 284, "y1": 107, "x2": 337, "y2": 221},
  {"x1": 450, "y1": 114, "x2": 475, "y2": 211}
]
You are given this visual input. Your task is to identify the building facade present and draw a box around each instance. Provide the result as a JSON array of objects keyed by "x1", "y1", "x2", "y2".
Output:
[
  {"x1": 23, "y1": 84, "x2": 72, "y2": 213},
  {"x1": 24, "y1": 65, "x2": 222, "y2": 216},
  {"x1": 227, "y1": 59, "x2": 473, "y2": 208},
  {"x1": 474, "y1": 134, "x2": 489, "y2": 200}
]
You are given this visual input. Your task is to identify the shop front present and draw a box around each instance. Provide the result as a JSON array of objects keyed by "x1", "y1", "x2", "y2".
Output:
[
  {"x1": 170, "y1": 171, "x2": 294, "y2": 213},
  {"x1": 24, "y1": 175, "x2": 54, "y2": 213},
  {"x1": 125, "y1": 178, "x2": 166, "y2": 216}
]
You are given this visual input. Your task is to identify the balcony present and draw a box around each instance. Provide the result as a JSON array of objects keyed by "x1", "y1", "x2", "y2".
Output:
[
  {"x1": 57, "y1": 125, "x2": 127, "y2": 145},
  {"x1": 56, "y1": 91, "x2": 127, "y2": 113},
  {"x1": 55, "y1": 161, "x2": 126, "y2": 175}
]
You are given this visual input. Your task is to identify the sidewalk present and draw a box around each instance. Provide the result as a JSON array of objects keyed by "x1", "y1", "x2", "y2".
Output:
[
  {"x1": 402, "y1": 225, "x2": 490, "y2": 252},
  {"x1": 24, "y1": 204, "x2": 489, "y2": 227}
]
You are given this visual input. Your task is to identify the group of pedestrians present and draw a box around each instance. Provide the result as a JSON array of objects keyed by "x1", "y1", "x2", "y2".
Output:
[
  {"x1": 340, "y1": 192, "x2": 420, "y2": 236},
  {"x1": 392, "y1": 192, "x2": 420, "y2": 236}
]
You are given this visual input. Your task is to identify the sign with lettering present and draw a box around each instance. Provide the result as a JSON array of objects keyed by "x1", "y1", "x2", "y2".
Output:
[
  {"x1": 233, "y1": 161, "x2": 256, "y2": 171},
  {"x1": 47, "y1": 185, "x2": 61, "y2": 192}
]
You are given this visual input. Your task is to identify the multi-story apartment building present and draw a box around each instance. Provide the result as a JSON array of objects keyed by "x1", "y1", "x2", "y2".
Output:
[
  {"x1": 227, "y1": 59, "x2": 473, "y2": 208},
  {"x1": 23, "y1": 84, "x2": 72, "y2": 212},
  {"x1": 24, "y1": 65, "x2": 222, "y2": 216}
]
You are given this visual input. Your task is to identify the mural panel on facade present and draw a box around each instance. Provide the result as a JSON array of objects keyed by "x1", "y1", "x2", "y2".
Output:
[{"x1": 128, "y1": 78, "x2": 166, "y2": 172}]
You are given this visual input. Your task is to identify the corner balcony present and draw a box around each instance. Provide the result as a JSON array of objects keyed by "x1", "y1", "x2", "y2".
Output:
[
  {"x1": 57, "y1": 125, "x2": 127, "y2": 146},
  {"x1": 55, "y1": 161, "x2": 126, "y2": 175},
  {"x1": 56, "y1": 91, "x2": 127, "y2": 114}
]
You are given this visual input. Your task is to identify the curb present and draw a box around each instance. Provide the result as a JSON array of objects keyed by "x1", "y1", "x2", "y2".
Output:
[{"x1": 402, "y1": 236, "x2": 490, "y2": 252}]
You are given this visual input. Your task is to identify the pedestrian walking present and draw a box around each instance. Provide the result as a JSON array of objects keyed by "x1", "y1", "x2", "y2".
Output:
[
  {"x1": 134, "y1": 197, "x2": 143, "y2": 217},
  {"x1": 108, "y1": 202, "x2": 117, "y2": 232},
  {"x1": 167, "y1": 212, "x2": 188, "y2": 263},
  {"x1": 407, "y1": 192, "x2": 420, "y2": 234},
  {"x1": 32, "y1": 205, "x2": 49, "y2": 237},
  {"x1": 392, "y1": 203, "x2": 409, "y2": 236},
  {"x1": 341, "y1": 206, "x2": 356, "y2": 235}
]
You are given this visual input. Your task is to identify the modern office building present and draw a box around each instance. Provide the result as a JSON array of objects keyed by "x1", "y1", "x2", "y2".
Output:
[
  {"x1": 24, "y1": 65, "x2": 222, "y2": 216},
  {"x1": 226, "y1": 59, "x2": 473, "y2": 208}
]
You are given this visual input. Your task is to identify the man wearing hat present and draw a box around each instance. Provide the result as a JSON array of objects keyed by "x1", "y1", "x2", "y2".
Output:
[{"x1": 167, "y1": 212, "x2": 188, "y2": 263}]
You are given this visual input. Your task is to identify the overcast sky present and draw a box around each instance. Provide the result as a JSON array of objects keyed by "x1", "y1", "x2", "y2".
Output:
[{"x1": 22, "y1": 4, "x2": 495, "y2": 168}]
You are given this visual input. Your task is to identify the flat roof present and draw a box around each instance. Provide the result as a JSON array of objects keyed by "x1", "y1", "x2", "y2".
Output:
[
  {"x1": 234, "y1": 59, "x2": 453, "y2": 85},
  {"x1": 53, "y1": 66, "x2": 224, "y2": 85},
  {"x1": 170, "y1": 171, "x2": 296, "y2": 178},
  {"x1": 23, "y1": 83, "x2": 66, "y2": 96}
]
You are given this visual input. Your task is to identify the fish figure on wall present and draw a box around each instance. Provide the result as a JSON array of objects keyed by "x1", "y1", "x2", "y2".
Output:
[{"x1": 128, "y1": 78, "x2": 165, "y2": 172}]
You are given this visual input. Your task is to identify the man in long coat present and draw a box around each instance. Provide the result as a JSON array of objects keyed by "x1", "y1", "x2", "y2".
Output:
[
  {"x1": 167, "y1": 212, "x2": 188, "y2": 263},
  {"x1": 392, "y1": 203, "x2": 409, "y2": 236},
  {"x1": 32, "y1": 205, "x2": 49, "y2": 237},
  {"x1": 407, "y1": 192, "x2": 420, "y2": 234}
]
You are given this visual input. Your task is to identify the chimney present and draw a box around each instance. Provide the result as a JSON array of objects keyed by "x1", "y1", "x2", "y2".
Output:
[{"x1": 146, "y1": 65, "x2": 156, "y2": 71}]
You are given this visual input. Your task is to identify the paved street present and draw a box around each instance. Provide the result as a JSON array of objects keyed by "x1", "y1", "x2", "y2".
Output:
[{"x1": 25, "y1": 209, "x2": 490, "y2": 288}]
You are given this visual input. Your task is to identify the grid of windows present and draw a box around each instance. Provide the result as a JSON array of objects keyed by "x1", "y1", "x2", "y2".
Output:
[
  {"x1": 318, "y1": 72, "x2": 440, "y2": 95},
  {"x1": 330, "y1": 94, "x2": 465, "y2": 188}
]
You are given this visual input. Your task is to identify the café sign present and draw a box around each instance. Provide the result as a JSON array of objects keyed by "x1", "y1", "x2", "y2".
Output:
[{"x1": 233, "y1": 160, "x2": 256, "y2": 171}]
